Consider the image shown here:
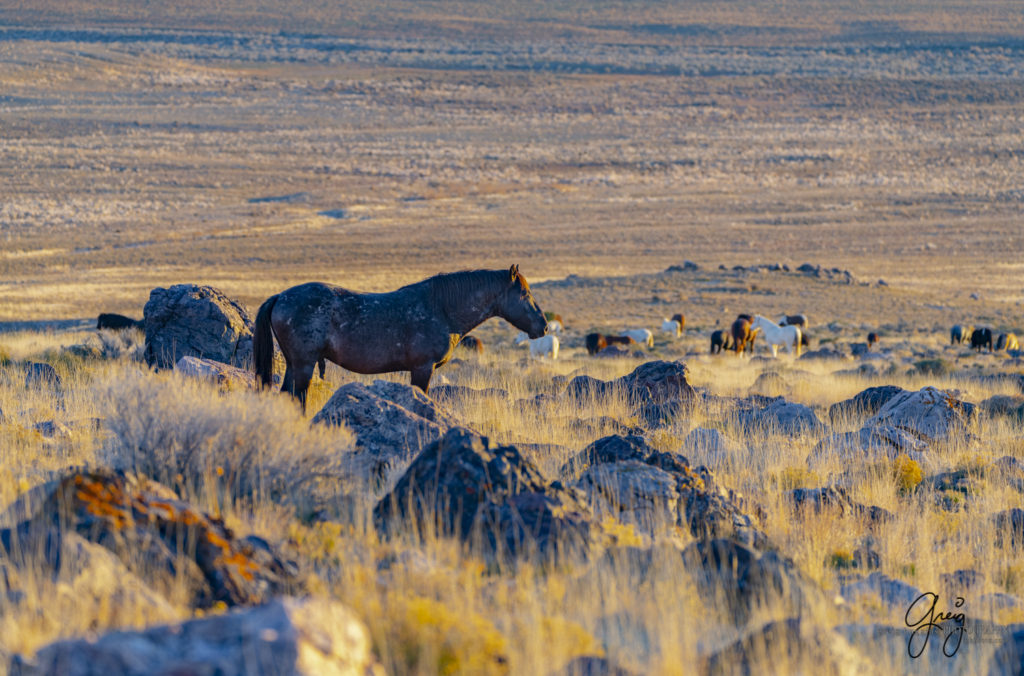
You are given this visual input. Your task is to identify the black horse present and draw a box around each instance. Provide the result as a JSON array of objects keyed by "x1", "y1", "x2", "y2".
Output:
[
  {"x1": 254, "y1": 266, "x2": 547, "y2": 409},
  {"x1": 97, "y1": 313, "x2": 143, "y2": 330},
  {"x1": 971, "y1": 327, "x2": 993, "y2": 352}
]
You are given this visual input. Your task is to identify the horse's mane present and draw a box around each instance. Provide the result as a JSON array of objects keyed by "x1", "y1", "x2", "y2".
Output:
[{"x1": 418, "y1": 268, "x2": 511, "y2": 307}]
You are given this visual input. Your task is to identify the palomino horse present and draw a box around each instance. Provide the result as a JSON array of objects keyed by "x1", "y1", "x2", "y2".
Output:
[
  {"x1": 254, "y1": 265, "x2": 547, "y2": 409},
  {"x1": 751, "y1": 315, "x2": 802, "y2": 358},
  {"x1": 661, "y1": 313, "x2": 684, "y2": 338}
]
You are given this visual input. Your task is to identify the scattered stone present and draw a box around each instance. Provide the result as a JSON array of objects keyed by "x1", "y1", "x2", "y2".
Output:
[
  {"x1": 563, "y1": 374, "x2": 616, "y2": 400},
  {"x1": 175, "y1": 356, "x2": 255, "y2": 391},
  {"x1": 705, "y1": 619, "x2": 870, "y2": 675},
  {"x1": 31, "y1": 420, "x2": 71, "y2": 439},
  {"x1": 736, "y1": 396, "x2": 826, "y2": 436},
  {"x1": 143, "y1": 284, "x2": 254, "y2": 368},
  {"x1": 786, "y1": 487, "x2": 892, "y2": 525},
  {"x1": 0, "y1": 470, "x2": 298, "y2": 608},
  {"x1": 749, "y1": 371, "x2": 789, "y2": 397},
  {"x1": 840, "y1": 572, "x2": 923, "y2": 614},
  {"x1": 23, "y1": 363, "x2": 61, "y2": 390},
  {"x1": 374, "y1": 428, "x2": 598, "y2": 562},
  {"x1": 864, "y1": 386, "x2": 978, "y2": 446},
  {"x1": 809, "y1": 426, "x2": 929, "y2": 466},
  {"x1": 980, "y1": 395, "x2": 1024, "y2": 423},
  {"x1": 799, "y1": 346, "x2": 849, "y2": 361},
  {"x1": 556, "y1": 655, "x2": 638, "y2": 676},
  {"x1": 828, "y1": 385, "x2": 906, "y2": 425},
  {"x1": 430, "y1": 384, "x2": 512, "y2": 404},
  {"x1": 9, "y1": 597, "x2": 382, "y2": 676},
  {"x1": 313, "y1": 380, "x2": 461, "y2": 475},
  {"x1": 680, "y1": 427, "x2": 743, "y2": 468}
]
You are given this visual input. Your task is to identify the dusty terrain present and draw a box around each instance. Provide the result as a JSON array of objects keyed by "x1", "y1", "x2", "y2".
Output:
[{"x1": 1, "y1": 2, "x2": 1024, "y2": 675}]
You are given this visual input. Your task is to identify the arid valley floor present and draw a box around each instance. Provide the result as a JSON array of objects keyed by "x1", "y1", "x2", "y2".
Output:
[{"x1": 1, "y1": 2, "x2": 1024, "y2": 674}]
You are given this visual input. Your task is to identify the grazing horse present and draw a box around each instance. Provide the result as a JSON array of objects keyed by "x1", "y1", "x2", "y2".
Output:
[
  {"x1": 624, "y1": 328, "x2": 654, "y2": 348},
  {"x1": 97, "y1": 313, "x2": 143, "y2": 330},
  {"x1": 606, "y1": 335, "x2": 637, "y2": 348},
  {"x1": 951, "y1": 324, "x2": 974, "y2": 345},
  {"x1": 585, "y1": 333, "x2": 608, "y2": 355},
  {"x1": 777, "y1": 314, "x2": 808, "y2": 329},
  {"x1": 457, "y1": 335, "x2": 484, "y2": 354},
  {"x1": 751, "y1": 315, "x2": 802, "y2": 358},
  {"x1": 997, "y1": 332, "x2": 1020, "y2": 351},
  {"x1": 867, "y1": 332, "x2": 878, "y2": 349},
  {"x1": 710, "y1": 329, "x2": 733, "y2": 354},
  {"x1": 515, "y1": 332, "x2": 559, "y2": 359},
  {"x1": 661, "y1": 313, "x2": 684, "y2": 338},
  {"x1": 730, "y1": 317, "x2": 759, "y2": 356},
  {"x1": 971, "y1": 327, "x2": 993, "y2": 352},
  {"x1": 254, "y1": 266, "x2": 547, "y2": 409}
]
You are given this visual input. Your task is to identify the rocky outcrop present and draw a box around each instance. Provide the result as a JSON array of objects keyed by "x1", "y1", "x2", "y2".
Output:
[
  {"x1": 560, "y1": 361, "x2": 695, "y2": 428},
  {"x1": 0, "y1": 470, "x2": 298, "y2": 609},
  {"x1": 374, "y1": 428, "x2": 598, "y2": 562},
  {"x1": 143, "y1": 284, "x2": 254, "y2": 368},
  {"x1": 313, "y1": 380, "x2": 462, "y2": 475},
  {"x1": 809, "y1": 426, "x2": 929, "y2": 466},
  {"x1": 10, "y1": 597, "x2": 382, "y2": 676},
  {"x1": 863, "y1": 386, "x2": 977, "y2": 446}
]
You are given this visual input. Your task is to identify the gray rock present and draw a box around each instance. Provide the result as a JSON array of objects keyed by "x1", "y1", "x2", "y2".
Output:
[
  {"x1": 749, "y1": 371, "x2": 790, "y2": 397},
  {"x1": 175, "y1": 356, "x2": 255, "y2": 390},
  {"x1": 563, "y1": 374, "x2": 617, "y2": 399},
  {"x1": 828, "y1": 385, "x2": 906, "y2": 425},
  {"x1": 864, "y1": 386, "x2": 978, "y2": 446},
  {"x1": 980, "y1": 395, "x2": 1024, "y2": 423},
  {"x1": 809, "y1": 426, "x2": 929, "y2": 466},
  {"x1": 555, "y1": 656, "x2": 638, "y2": 676},
  {"x1": 564, "y1": 435, "x2": 654, "y2": 475},
  {"x1": 680, "y1": 427, "x2": 743, "y2": 468},
  {"x1": 706, "y1": 619, "x2": 871, "y2": 676},
  {"x1": 799, "y1": 346, "x2": 849, "y2": 361},
  {"x1": 736, "y1": 396, "x2": 826, "y2": 436},
  {"x1": 429, "y1": 384, "x2": 512, "y2": 403},
  {"x1": 786, "y1": 487, "x2": 893, "y2": 525},
  {"x1": 24, "y1": 362, "x2": 61, "y2": 390},
  {"x1": 374, "y1": 428, "x2": 598, "y2": 562},
  {"x1": 9, "y1": 597, "x2": 381, "y2": 676},
  {"x1": 313, "y1": 380, "x2": 461, "y2": 474},
  {"x1": 143, "y1": 284, "x2": 254, "y2": 368},
  {"x1": 682, "y1": 539, "x2": 820, "y2": 625},
  {"x1": 840, "y1": 572, "x2": 922, "y2": 613}
]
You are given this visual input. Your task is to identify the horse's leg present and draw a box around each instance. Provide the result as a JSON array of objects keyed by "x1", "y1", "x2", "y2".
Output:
[
  {"x1": 318, "y1": 357, "x2": 326, "y2": 379},
  {"x1": 281, "y1": 366, "x2": 294, "y2": 396},
  {"x1": 410, "y1": 364, "x2": 433, "y2": 393},
  {"x1": 292, "y1": 361, "x2": 316, "y2": 413}
]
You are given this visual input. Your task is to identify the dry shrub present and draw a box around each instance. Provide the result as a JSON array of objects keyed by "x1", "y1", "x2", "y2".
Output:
[{"x1": 100, "y1": 369, "x2": 355, "y2": 513}]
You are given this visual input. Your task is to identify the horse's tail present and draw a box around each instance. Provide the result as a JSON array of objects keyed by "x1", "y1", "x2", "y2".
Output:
[{"x1": 254, "y1": 294, "x2": 279, "y2": 389}]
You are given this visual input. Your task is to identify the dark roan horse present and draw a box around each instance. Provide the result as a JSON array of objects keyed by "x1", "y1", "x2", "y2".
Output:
[{"x1": 254, "y1": 265, "x2": 547, "y2": 409}]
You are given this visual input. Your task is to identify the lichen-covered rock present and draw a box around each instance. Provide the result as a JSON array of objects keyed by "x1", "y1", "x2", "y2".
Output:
[
  {"x1": 313, "y1": 380, "x2": 462, "y2": 474},
  {"x1": 175, "y1": 355, "x2": 256, "y2": 390},
  {"x1": 9, "y1": 597, "x2": 382, "y2": 676},
  {"x1": 864, "y1": 385, "x2": 978, "y2": 446},
  {"x1": 828, "y1": 385, "x2": 906, "y2": 425},
  {"x1": 375, "y1": 427, "x2": 598, "y2": 561},
  {"x1": 0, "y1": 470, "x2": 298, "y2": 608},
  {"x1": 143, "y1": 284, "x2": 254, "y2": 368}
]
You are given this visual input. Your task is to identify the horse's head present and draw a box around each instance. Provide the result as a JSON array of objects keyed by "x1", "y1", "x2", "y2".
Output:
[{"x1": 497, "y1": 264, "x2": 547, "y2": 339}]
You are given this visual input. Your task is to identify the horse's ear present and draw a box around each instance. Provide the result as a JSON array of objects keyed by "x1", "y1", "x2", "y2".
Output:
[{"x1": 509, "y1": 264, "x2": 519, "y2": 281}]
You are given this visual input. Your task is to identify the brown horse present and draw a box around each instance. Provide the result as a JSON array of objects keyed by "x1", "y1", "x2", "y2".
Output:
[
  {"x1": 730, "y1": 316, "x2": 759, "y2": 356},
  {"x1": 670, "y1": 313, "x2": 685, "y2": 328},
  {"x1": 606, "y1": 335, "x2": 637, "y2": 347},
  {"x1": 585, "y1": 333, "x2": 607, "y2": 355},
  {"x1": 457, "y1": 335, "x2": 484, "y2": 354},
  {"x1": 254, "y1": 266, "x2": 547, "y2": 409}
]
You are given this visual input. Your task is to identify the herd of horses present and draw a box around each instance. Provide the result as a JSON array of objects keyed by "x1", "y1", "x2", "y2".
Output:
[
  {"x1": 91, "y1": 267, "x2": 1023, "y2": 409},
  {"x1": 951, "y1": 324, "x2": 1019, "y2": 352}
]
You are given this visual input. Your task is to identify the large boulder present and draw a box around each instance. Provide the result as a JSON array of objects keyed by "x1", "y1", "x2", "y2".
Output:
[
  {"x1": 828, "y1": 385, "x2": 906, "y2": 425},
  {"x1": 9, "y1": 597, "x2": 382, "y2": 676},
  {"x1": 374, "y1": 427, "x2": 598, "y2": 562},
  {"x1": 863, "y1": 386, "x2": 978, "y2": 446},
  {"x1": 560, "y1": 361, "x2": 694, "y2": 428},
  {"x1": 143, "y1": 284, "x2": 254, "y2": 368},
  {"x1": 0, "y1": 470, "x2": 298, "y2": 609},
  {"x1": 313, "y1": 380, "x2": 462, "y2": 475}
]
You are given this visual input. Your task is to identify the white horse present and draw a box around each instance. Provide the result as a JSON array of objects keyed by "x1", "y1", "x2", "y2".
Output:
[
  {"x1": 660, "y1": 319, "x2": 682, "y2": 338},
  {"x1": 514, "y1": 332, "x2": 559, "y2": 359},
  {"x1": 751, "y1": 315, "x2": 801, "y2": 358},
  {"x1": 623, "y1": 328, "x2": 654, "y2": 348},
  {"x1": 546, "y1": 319, "x2": 563, "y2": 334}
]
